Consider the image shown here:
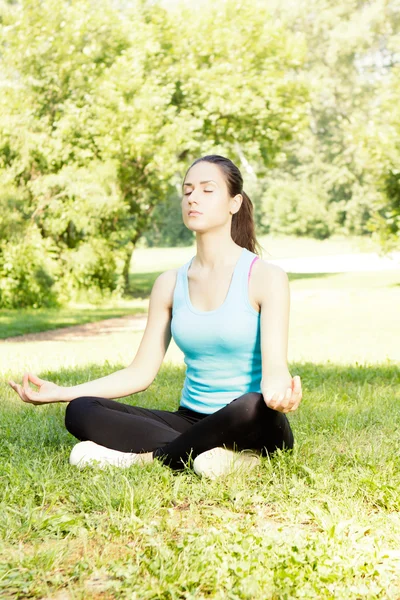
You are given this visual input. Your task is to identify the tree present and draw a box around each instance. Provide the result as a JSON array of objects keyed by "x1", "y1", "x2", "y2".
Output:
[{"x1": 0, "y1": 0, "x2": 309, "y2": 306}]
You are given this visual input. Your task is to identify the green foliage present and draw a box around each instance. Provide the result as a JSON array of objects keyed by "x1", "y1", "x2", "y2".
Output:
[
  {"x1": 142, "y1": 189, "x2": 195, "y2": 247},
  {"x1": 367, "y1": 169, "x2": 400, "y2": 253},
  {"x1": 261, "y1": 176, "x2": 337, "y2": 239},
  {"x1": 253, "y1": 0, "x2": 400, "y2": 245},
  {"x1": 0, "y1": 228, "x2": 60, "y2": 309},
  {"x1": 63, "y1": 238, "x2": 126, "y2": 297},
  {"x1": 0, "y1": 0, "x2": 310, "y2": 307},
  {"x1": 364, "y1": 58, "x2": 400, "y2": 252},
  {"x1": 0, "y1": 0, "x2": 399, "y2": 307}
]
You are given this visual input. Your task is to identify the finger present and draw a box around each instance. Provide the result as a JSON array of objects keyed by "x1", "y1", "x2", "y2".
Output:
[
  {"x1": 289, "y1": 398, "x2": 301, "y2": 412},
  {"x1": 15, "y1": 383, "x2": 29, "y2": 403},
  {"x1": 28, "y1": 373, "x2": 43, "y2": 387},
  {"x1": 10, "y1": 381, "x2": 21, "y2": 396},
  {"x1": 279, "y1": 389, "x2": 292, "y2": 409},
  {"x1": 293, "y1": 375, "x2": 302, "y2": 392},
  {"x1": 266, "y1": 393, "x2": 279, "y2": 408},
  {"x1": 23, "y1": 372, "x2": 32, "y2": 398},
  {"x1": 291, "y1": 389, "x2": 302, "y2": 403},
  {"x1": 263, "y1": 389, "x2": 276, "y2": 401},
  {"x1": 9, "y1": 381, "x2": 28, "y2": 403},
  {"x1": 288, "y1": 386, "x2": 299, "y2": 405},
  {"x1": 23, "y1": 374, "x2": 36, "y2": 401},
  {"x1": 283, "y1": 389, "x2": 302, "y2": 412},
  {"x1": 263, "y1": 389, "x2": 276, "y2": 402},
  {"x1": 294, "y1": 395, "x2": 302, "y2": 407},
  {"x1": 8, "y1": 381, "x2": 19, "y2": 396},
  {"x1": 271, "y1": 390, "x2": 289, "y2": 410}
]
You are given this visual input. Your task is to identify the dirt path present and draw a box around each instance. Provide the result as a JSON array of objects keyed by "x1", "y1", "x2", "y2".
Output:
[{"x1": 0, "y1": 314, "x2": 148, "y2": 344}]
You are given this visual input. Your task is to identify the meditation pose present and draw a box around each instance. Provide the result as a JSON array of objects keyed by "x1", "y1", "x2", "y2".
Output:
[{"x1": 9, "y1": 154, "x2": 302, "y2": 479}]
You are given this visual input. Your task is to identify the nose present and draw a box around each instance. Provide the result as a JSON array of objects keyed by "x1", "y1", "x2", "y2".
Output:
[{"x1": 188, "y1": 196, "x2": 199, "y2": 208}]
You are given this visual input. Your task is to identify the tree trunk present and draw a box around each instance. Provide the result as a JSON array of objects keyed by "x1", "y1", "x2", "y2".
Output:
[{"x1": 122, "y1": 242, "x2": 134, "y2": 293}]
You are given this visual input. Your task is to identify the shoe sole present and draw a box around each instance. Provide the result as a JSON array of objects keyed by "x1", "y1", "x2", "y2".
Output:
[{"x1": 193, "y1": 448, "x2": 261, "y2": 479}]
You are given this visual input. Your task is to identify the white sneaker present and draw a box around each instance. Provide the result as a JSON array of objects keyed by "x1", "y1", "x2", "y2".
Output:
[
  {"x1": 193, "y1": 447, "x2": 261, "y2": 479},
  {"x1": 69, "y1": 440, "x2": 148, "y2": 469}
]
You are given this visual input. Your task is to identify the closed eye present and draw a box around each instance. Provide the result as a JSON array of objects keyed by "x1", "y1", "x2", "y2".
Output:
[{"x1": 183, "y1": 190, "x2": 213, "y2": 196}]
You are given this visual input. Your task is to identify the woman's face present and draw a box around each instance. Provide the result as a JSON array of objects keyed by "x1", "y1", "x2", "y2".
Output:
[{"x1": 182, "y1": 162, "x2": 238, "y2": 231}]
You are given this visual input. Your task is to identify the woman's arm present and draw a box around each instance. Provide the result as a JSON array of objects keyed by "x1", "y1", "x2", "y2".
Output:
[
  {"x1": 59, "y1": 365, "x2": 149, "y2": 401},
  {"x1": 8, "y1": 270, "x2": 176, "y2": 406},
  {"x1": 9, "y1": 366, "x2": 149, "y2": 405},
  {"x1": 256, "y1": 262, "x2": 302, "y2": 413}
]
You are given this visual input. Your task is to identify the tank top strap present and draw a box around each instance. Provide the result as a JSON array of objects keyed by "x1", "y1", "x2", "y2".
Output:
[
  {"x1": 172, "y1": 259, "x2": 192, "y2": 316},
  {"x1": 228, "y1": 247, "x2": 259, "y2": 305}
]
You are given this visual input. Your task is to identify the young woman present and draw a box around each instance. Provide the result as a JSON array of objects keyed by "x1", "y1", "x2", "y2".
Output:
[{"x1": 9, "y1": 154, "x2": 302, "y2": 479}]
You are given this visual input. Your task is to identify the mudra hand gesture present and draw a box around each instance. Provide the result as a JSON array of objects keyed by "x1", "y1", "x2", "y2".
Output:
[
  {"x1": 8, "y1": 372, "x2": 62, "y2": 405},
  {"x1": 262, "y1": 373, "x2": 302, "y2": 414}
]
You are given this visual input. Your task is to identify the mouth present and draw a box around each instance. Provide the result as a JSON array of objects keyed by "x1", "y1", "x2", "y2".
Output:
[{"x1": 188, "y1": 211, "x2": 202, "y2": 216}]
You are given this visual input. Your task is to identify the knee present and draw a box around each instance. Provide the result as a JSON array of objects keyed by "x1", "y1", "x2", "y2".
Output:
[
  {"x1": 237, "y1": 393, "x2": 295, "y2": 453},
  {"x1": 65, "y1": 396, "x2": 97, "y2": 437},
  {"x1": 230, "y1": 391, "x2": 289, "y2": 429},
  {"x1": 228, "y1": 392, "x2": 264, "y2": 426}
]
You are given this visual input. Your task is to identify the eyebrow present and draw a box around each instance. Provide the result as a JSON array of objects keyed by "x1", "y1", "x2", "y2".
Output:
[{"x1": 182, "y1": 180, "x2": 217, "y2": 187}]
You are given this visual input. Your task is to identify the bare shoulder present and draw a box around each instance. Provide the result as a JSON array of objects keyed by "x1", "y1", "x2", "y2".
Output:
[
  {"x1": 251, "y1": 256, "x2": 288, "y2": 279},
  {"x1": 152, "y1": 268, "x2": 179, "y2": 311},
  {"x1": 251, "y1": 258, "x2": 289, "y2": 304}
]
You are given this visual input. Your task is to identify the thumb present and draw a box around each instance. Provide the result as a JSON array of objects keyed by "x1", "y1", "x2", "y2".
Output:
[
  {"x1": 28, "y1": 373, "x2": 45, "y2": 386},
  {"x1": 293, "y1": 375, "x2": 301, "y2": 391}
]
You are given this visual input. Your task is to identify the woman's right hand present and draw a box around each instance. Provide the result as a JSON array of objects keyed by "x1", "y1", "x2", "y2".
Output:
[{"x1": 8, "y1": 372, "x2": 64, "y2": 405}]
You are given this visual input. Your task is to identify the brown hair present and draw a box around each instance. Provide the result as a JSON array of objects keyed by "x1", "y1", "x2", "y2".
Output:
[{"x1": 184, "y1": 154, "x2": 264, "y2": 256}]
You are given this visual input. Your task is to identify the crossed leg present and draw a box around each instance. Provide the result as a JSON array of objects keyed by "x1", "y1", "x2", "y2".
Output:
[{"x1": 65, "y1": 392, "x2": 294, "y2": 471}]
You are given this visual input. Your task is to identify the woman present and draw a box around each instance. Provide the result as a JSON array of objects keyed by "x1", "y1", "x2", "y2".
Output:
[{"x1": 9, "y1": 154, "x2": 302, "y2": 479}]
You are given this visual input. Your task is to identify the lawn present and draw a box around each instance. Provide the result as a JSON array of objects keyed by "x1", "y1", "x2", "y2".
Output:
[
  {"x1": 0, "y1": 233, "x2": 389, "y2": 339},
  {"x1": 0, "y1": 303, "x2": 148, "y2": 340},
  {"x1": 1, "y1": 236, "x2": 399, "y2": 598}
]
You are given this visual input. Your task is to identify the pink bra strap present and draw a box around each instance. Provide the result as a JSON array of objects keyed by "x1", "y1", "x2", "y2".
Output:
[{"x1": 248, "y1": 256, "x2": 259, "y2": 283}]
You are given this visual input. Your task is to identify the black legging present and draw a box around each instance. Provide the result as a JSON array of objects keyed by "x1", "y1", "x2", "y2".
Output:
[{"x1": 65, "y1": 392, "x2": 294, "y2": 471}]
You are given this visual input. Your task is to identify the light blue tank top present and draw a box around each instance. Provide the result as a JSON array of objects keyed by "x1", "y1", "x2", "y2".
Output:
[{"x1": 171, "y1": 246, "x2": 262, "y2": 414}]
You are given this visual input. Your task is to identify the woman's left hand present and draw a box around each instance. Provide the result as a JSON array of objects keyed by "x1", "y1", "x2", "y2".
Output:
[{"x1": 261, "y1": 373, "x2": 302, "y2": 413}]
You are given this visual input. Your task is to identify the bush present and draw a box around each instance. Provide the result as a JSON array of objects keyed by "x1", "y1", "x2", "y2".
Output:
[
  {"x1": 61, "y1": 238, "x2": 126, "y2": 301},
  {"x1": 0, "y1": 228, "x2": 60, "y2": 309},
  {"x1": 0, "y1": 228, "x2": 130, "y2": 308},
  {"x1": 366, "y1": 170, "x2": 400, "y2": 253},
  {"x1": 141, "y1": 189, "x2": 194, "y2": 248},
  {"x1": 261, "y1": 177, "x2": 337, "y2": 239},
  {"x1": 341, "y1": 184, "x2": 376, "y2": 236}
]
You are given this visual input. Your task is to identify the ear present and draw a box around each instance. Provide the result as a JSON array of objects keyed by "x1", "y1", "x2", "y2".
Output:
[{"x1": 231, "y1": 193, "x2": 243, "y2": 214}]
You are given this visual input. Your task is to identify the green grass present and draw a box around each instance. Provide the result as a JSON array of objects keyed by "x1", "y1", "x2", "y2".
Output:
[
  {"x1": 2, "y1": 233, "x2": 391, "y2": 339},
  {"x1": 0, "y1": 361, "x2": 399, "y2": 598},
  {"x1": 1, "y1": 235, "x2": 400, "y2": 597},
  {"x1": 0, "y1": 303, "x2": 147, "y2": 339}
]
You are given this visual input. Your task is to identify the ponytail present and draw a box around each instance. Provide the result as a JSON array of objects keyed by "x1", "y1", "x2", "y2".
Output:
[{"x1": 231, "y1": 189, "x2": 263, "y2": 255}]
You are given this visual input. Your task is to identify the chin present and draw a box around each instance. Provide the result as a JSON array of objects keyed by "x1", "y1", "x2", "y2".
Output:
[{"x1": 186, "y1": 221, "x2": 205, "y2": 230}]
